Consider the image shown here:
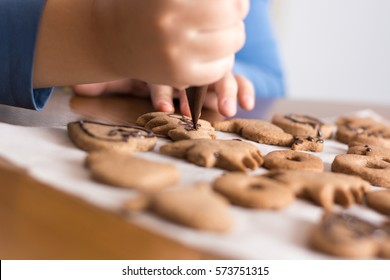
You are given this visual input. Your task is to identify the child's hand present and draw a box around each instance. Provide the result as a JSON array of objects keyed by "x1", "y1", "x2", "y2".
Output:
[
  {"x1": 72, "y1": 72, "x2": 255, "y2": 117},
  {"x1": 95, "y1": 0, "x2": 249, "y2": 88},
  {"x1": 146, "y1": 72, "x2": 255, "y2": 117},
  {"x1": 34, "y1": 0, "x2": 248, "y2": 90}
]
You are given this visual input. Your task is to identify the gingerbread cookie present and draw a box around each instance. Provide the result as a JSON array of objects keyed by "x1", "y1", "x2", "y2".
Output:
[
  {"x1": 272, "y1": 113, "x2": 334, "y2": 138},
  {"x1": 212, "y1": 118, "x2": 294, "y2": 146},
  {"x1": 68, "y1": 120, "x2": 156, "y2": 153},
  {"x1": 310, "y1": 212, "x2": 380, "y2": 258},
  {"x1": 86, "y1": 151, "x2": 179, "y2": 191},
  {"x1": 352, "y1": 133, "x2": 390, "y2": 150},
  {"x1": 266, "y1": 170, "x2": 370, "y2": 210},
  {"x1": 263, "y1": 150, "x2": 324, "y2": 171},
  {"x1": 366, "y1": 190, "x2": 390, "y2": 216},
  {"x1": 332, "y1": 154, "x2": 390, "y2": 188},
  {"x1": 336, "y1": 116, "x2": 390, "y2": 147},
  {"x1": 212, "y1": 172, "x2": 294, "y2": 209},
  {"x1": 136, "y1": 112, "x2": 216, "y2": 140},
  {"x1": 124, "y1": 184, "x2": 233, "y2": 232},
  {"x1": 160, "y1": 139, "x2": 263, "y2": 171},
  {"x1": 347, "y1": 142, "x2": 390, "y2": 160},
  {"x1": 291, "y1": 135, "x2": 324, "y2": 152}
]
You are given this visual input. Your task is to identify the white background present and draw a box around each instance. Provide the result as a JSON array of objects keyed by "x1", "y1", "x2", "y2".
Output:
[
  {"x1": 2, "y1": 260, "x2": 390, "y2": 280},
  {"x1": 271, "y1": 0, "x2": 390, "y2": 105}
]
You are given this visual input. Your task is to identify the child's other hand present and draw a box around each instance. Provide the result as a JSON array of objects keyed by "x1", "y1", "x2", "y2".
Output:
[{"x1": 72, "y1": 73, "x2": 255, "y2": 118}]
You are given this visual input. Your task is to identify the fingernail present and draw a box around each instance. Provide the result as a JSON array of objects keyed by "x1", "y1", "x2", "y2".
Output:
[{"x1": 223, "y1": 98, "x2": 237, "y2": 116}]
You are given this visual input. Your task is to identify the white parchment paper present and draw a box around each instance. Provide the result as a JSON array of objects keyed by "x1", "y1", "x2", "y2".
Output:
[{"x1": 0, "y1": 109, "x2": 388, "y2": 259}]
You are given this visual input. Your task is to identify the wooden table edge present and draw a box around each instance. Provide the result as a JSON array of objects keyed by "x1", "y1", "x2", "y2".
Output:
[{"x1": 0, "y1": 157, "x2": 226, "y2": 260}]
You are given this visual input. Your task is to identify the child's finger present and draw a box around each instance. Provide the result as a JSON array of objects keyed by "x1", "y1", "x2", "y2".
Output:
[
  {"x1": 177, "y1": 89, "x2": 191, "y2": 117},
  {"x1": 235, "y1": 75, "x2": 255, "y2": 110},
  {"x1": 214, "y1": 72, "x2": 238, "y2": 117},
  {"x1": 149, "y1": 84, "x2": 175, "y2": 113}
]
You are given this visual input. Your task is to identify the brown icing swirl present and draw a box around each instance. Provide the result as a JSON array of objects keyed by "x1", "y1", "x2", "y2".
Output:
[
  {"x1": 285, "y1": 113, "x2": 324, "y2": 137},
  {"x1": 79, "y1": 120, "x2": 155, "y2": 142},
  {"x1": 345, "y1": 123, "x2": 390, "y2": 139},
  {"x1": 168, "y1": 114, "x2": 201, "y2": 131}
]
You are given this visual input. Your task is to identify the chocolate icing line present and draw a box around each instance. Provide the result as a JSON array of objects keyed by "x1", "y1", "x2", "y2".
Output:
[
  {"x1": 284, "y1": 113, "x2": 324, "y2": 137},
  {"x1": 323, "y1": 213, "x2": 378, "y2": 240},
  {"x1": 78, "y1": 120, "x2": 155, "y2": 142},
  {"x1": 168, "y1": 114, "x2": 200, "y2": 131},
  {"x1": 345, "y1": 124, "x2": 390, "y2": 139}
]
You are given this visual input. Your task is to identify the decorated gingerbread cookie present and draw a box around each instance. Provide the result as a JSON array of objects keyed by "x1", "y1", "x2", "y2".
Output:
[
  {"x1": 136, "y1": 112, "x2": 216, "y2": 140},
  {"x1": 68, "y1": 120, "x2": 156, "y2": 153},
  {"x1": 352, "y1": 133, "x2": 390, "y2": 150},
  {"x1": 272, "y1": 113, "x2": 334, "y2": 139},
  {"x1": 310, "y1": 212, "x2": 380, "y2": 258},
  {"x1": 336, "y1": 116, "x2": 390, "y2": 148},
  {"x1": 347, "y1": 142, "x2": 390, "y2": 159}
]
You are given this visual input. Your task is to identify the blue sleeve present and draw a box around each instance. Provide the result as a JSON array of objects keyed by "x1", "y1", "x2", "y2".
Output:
[
  {"x1": 0, "y1": 0, "x2": 52, "y2": 110},
  {"x1": 234, "y1": 0, "x2": 285, "y2": 98}
]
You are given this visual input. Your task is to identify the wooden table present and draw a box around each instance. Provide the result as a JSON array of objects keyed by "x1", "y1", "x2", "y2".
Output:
[{"x1": 1, "y1": 88, "x2": 389, "y2": 259}]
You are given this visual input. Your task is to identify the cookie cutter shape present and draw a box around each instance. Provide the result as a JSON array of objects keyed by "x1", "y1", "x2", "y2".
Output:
[
  {"x1": 160, "y1": 139, "x2": 263, "y2": 171},
  {"x1": 263, "y1": 150, "x2": 324, "y2": 171},
  {"x1": 272, "y1": 113, "x2": 334, "y2": 139},
  {"x1": 213, "y1": 172, "x2": 294, "y2": 209},
  {"x1": 124, "y1": 184, "x2": 233, "y2": 232},
  {"x1": 310, "y1": 212, "x2": 381, "y2": 258},
  {"x1": 86, "y1": 151, "x2": 179, "y2": 192},
  {"x1": 332, "y1": 154, "x2": 390, "y2": 188},
  {"x1": 68, "y1": 120, "x2": 156, "y2": 153},
  {"x1": 136, "y1": 112, "x2": 216, "y2": 140},
  {"x1": 266, "y1": 170, "x2": 370, "y2": 210},
  {"x1": 212, "y1": 118, "x2": 294, "y2": 146}
]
